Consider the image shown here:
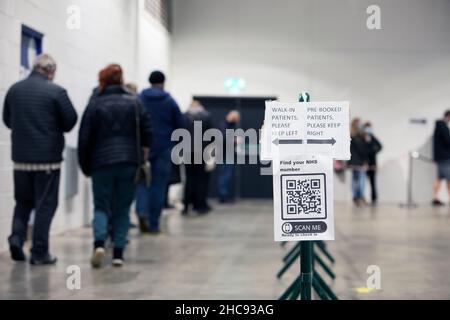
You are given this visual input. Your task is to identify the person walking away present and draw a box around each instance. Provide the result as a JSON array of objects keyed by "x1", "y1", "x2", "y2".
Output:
[
  {"x1": 122, "y1": 83, "x2": 142, "y2": 230},
  {"x1": 183, "y1": 100, "x2": 213, "y2": 215},
  {"x1": 78, "y1": 65, "x2": 152, "y2": 268},
  {"x1": 2, "y1": 54, "x2": 78, "y2": 265},
  {"x1": 136, "y1": 71, "x2": 185, "y2": 234},
  {"x1": 348, "y1": 118, "x2": 369, "y2": 206},
  {"x1": 125, "y1": 83, "x2": 138, "y2": 95},
  {"x1": 217, "y1": 111, "x2": 241, "y2": 204},
  {"x1": 432, "y1": 110, "x2": 450, "y2": 206},
  {"x1": 364, "y1": 122, "x2": 383, "y2": 205}
]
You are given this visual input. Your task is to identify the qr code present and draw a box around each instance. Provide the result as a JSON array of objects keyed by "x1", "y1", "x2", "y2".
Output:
[{"x1": 281, "y1": 174, "x2": 327, "y2": 220}]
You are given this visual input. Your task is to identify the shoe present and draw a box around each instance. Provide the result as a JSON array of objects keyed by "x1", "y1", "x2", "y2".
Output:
[
  {"x1": 90, "y1": 247, "x2": 106, "y2": 269},
  {"x1": 9, "y1": 244, "x2": 26, "y2": 262},
  {"x1": 432, "y1": 199, "x2": 445, "y2": 207},
  {"x1": 138, "y1": 217, "x2": 150, "y2": 233},
  {"x1": 30, "y1": 254, "x2": 57, "y2": 266},
  {"x1": 112, "y1": 248, "x2": 124, "y2": 267},
  {"x1": 112, "y1": 259, "x2": 124, "y2": 267}
]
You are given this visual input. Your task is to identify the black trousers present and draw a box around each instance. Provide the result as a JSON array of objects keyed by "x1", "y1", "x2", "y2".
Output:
[
  {"x1": 9, "y1": 170, "x2": 60, "y2": 256},
  {"x1": 367, "y1": 169, "x2": 377, "y2": 202},
  {"x1": 184, "y1": 163, "x2": 209, "y2": 210}
]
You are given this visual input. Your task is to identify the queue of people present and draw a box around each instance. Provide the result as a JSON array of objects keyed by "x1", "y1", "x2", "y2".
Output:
[
  {"x1": 7, "y1": 53, "x2": 450, "y2": 270},
  {"x1": 2, "y1": 53, "x2": 241, "y2": 268}
]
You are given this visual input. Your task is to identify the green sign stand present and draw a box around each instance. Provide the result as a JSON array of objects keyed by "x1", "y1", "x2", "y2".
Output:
[
  {"x1": 299, "y1": 92, "x2": 313, "y2": 301},
  {"x1": 277, "y1": 93, "x2": 339, "y2": 300},
  {"x1": 277, "y1": 241, "x2": 335, "y2": 280}
]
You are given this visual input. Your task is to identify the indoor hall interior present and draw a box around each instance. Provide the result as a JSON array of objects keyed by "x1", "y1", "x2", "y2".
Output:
[{"x1": 0, "y1": 0, "x2": 449, "y2": 300}]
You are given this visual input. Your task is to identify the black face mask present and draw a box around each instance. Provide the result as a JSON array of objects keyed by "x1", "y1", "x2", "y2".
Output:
[{"x1": 227, "y1": 121, "x2": 237, "y2": 129}]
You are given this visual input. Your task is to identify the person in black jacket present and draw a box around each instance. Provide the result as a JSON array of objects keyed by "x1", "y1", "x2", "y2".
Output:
[
  {"x1": 432, "y1": 110, "x2": 450, "y2": 206},
  {"x1": 363, "y1": 122, "x2": 383, "y2": 205},
  {"x1": 2, "y1": 54, "x2": 78, "y2": 265},
  {"x1": 182, "y1": 100, "x2": 213, "y2": 215},
  {"x1": 78, "y1": 64, "x2": 152, "y2": 268},
  {"x1": 348, "y1": 118, "x2": 369, "y2": 206}
]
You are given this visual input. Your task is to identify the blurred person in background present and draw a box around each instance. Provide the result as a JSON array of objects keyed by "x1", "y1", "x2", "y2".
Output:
[
  {"x1": 364, "y1": 122, "x2": 383, "y2": 205},
  {"x1": 217, "y1": 110, "x2": 241, "y2": 204},
  {"x1": 432, "y1": 110, "x2": 450, "y2": 206},
  {"x1": 348, "y1": 118, "x2": 369, "y2": 206},
  {"x1": 78, "y1": 64, "x2": 152, "y2": 268},
  {"x1": 136, "y1": 71, "x2": 185, "y2": 233},
  {"x1": 183, "y1": 100, "x2": 213, "y2": 215},
  {"x1": 125, "y1": 83, "x2": 138, "y2": 95},
  {"x1": 2, "y1": 54, "x2": 78, "y2": 265}
]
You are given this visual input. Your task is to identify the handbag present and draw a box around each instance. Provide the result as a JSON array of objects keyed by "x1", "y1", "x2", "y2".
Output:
[{"x1": 133, "y1": 99, "x2": 151, "y2": 187}]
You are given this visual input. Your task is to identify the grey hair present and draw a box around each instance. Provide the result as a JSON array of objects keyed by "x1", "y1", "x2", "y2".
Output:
[{"x1": 32, "y1": 53, "x2": 57, "y2": 75}]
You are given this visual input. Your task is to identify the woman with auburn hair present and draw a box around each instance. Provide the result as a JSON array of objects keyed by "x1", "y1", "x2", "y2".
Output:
[{"x1": 78, "y1": 64, "x2": 152, "y2": 268}]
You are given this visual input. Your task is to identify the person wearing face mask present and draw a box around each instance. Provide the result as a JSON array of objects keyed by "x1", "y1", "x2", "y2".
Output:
[
  {"x1": 363, "y1": 122, "x2": 382, "y2": 205},
  {"x1": 432, "y1": 110, "x2": 450, "y2": 206},
  {"x1": 348, "y1": 118, "x2": 370, "y2": 206}
]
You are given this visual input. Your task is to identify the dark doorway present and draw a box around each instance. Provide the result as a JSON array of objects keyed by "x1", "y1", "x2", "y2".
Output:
[{"x1": 193, "y1": 96, "x2": 276, "y2": 199}]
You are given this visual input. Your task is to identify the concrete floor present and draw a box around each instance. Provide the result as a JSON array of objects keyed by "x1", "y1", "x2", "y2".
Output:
[{"x1": 0, "y1": 201, "x2": 449, "y2": 300}]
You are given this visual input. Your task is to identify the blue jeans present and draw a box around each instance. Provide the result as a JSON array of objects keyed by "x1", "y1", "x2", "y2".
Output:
[
  {"x1": 92, "y1": 164, "x2": 136, "y2": 249},
  {"x1": 217, "y1": 163, "x2": 234, "y2": 201},
  {"x1": 136, "y1": 150, "x2": 172, "y2": 231},
  {"x1": 352, "y1": 169, "x2": 366, "y2": 199}
]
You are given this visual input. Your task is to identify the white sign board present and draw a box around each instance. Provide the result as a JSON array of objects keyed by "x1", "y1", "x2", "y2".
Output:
[
  {"x1": 261, "y1": 101, "x2": 351, "y2": 161},
  {"x1": 273, "y1": 154, "x2": 335, "y2": 241}
]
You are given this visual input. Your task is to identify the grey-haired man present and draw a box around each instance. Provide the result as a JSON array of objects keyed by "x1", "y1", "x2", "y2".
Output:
[{"x1": 2, "y1": 54, "x2": 78, "y2": 265}]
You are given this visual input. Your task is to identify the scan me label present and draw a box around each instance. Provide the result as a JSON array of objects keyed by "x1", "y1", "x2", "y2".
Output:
[
  {"x1": 273, "y1": 154, "x2": 335, "y2": 241},
  {"x1": 282, "y1": 222, "x2": 328, "y2": 234}
]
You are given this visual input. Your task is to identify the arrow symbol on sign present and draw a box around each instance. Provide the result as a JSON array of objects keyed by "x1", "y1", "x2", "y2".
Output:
[
  {"x1": 272, "y1": 139, "x2": 304, "y2": 146},
  {"x1": 307, "y1": 138, "x2": 337, "y2": 146}
]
